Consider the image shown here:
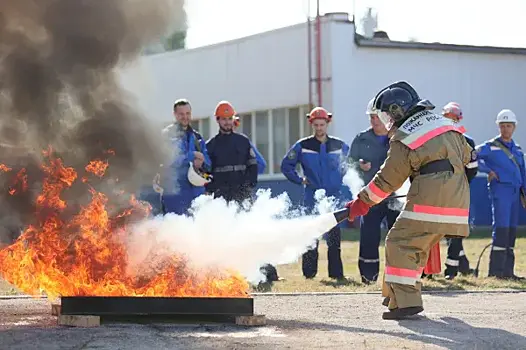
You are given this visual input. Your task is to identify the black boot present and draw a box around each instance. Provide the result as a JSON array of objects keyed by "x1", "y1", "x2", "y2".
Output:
[
  {"x1": 382, "y1": 297, "x2": 390, "y2": 307},
  {"x1": 382, "y1": 306, "x2": 424, "y2": 320}
]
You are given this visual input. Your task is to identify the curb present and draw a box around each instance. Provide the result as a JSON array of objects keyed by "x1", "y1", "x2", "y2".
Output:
[{"x1": 251, "y1": 289, "x2": 526, "y2": 297}]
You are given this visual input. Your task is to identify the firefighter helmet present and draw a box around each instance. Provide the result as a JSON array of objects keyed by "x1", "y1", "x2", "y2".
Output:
[{"x1": 373, "y1": 81, "x2": 435, "y2": 129}]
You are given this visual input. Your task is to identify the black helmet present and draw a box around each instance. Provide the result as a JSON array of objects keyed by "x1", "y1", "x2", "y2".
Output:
[{"x1": 373, "y1": 81, "x2": 435, "y2": 127}]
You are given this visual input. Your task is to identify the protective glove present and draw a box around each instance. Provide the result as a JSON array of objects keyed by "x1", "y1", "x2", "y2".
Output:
[{"x1": 345, "y1": 198, "x2": 370, "y2": 222}]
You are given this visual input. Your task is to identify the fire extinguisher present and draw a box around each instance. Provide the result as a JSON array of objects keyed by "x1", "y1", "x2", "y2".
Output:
[{"x1": 424, "y1": 242, "x2": 442, "y2": 275}]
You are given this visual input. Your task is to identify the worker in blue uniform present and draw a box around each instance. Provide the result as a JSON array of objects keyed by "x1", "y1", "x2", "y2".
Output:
[
  {"x1": 281, "y1": 106, "x2": 352, "y2": 280},
  {"x1": 157, "y1": 99, "x2": 211, "y2": 215},
  {"x1": 233, "y1": 116, "x2": 267, "y2": 174},
  {"x1": 441, "y1": 102, "x2": 478, "y2": 279},
  {"x1": 350, "y1": 98, "x2": 400, "y2": 284},
  {"x1": 476, "y1": 109, "x2": 526, "y2": 280},
  {"x1": 206, "y1": 101, "x2": 280, "y2": 283}
]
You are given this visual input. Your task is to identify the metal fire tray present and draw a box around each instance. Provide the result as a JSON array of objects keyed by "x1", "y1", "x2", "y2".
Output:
[{"x1": 60, "y1": 296, "x2": 254, "y2": 317}]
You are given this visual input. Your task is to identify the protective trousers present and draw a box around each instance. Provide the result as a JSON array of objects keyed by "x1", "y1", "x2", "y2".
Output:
[
  {"x1": 302, "y1": 226, "x2": 343, "y2": 279},
  {"x1": 382, "y1": 227, "x2": 444, "y2": 310},
  {"x1": 359, "y1": 201, "x2": 400, "y2": 281},
  {"x1": 488, "y1": 184, "x2": 520, "y2": 278},
  {"x1": 444, "y1": 238, "x2": 470, "y2": 276}
]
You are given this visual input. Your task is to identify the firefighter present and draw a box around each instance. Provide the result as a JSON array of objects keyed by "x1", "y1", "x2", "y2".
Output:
[
  {"x1": 281, "y1": 107, "x2": 351, "y2": 280},
  {"x1": 206, "y1": 101, "x2": 280, "y2": 283},
  {"x1": 350, "y1": 98, "x2": 400, "y2": 284},
  {"x1": 475, "y1": 109, "x2": 526, "y2": 280},
  {"x1": 441, "y1": 102, "x2": 478, "y2": 279},
  {"x1": 157, "y1": 99, "x2": 211, "y2": 215},
  {"x1": 345, "y1": 81, "x2": 472, "y2": 320},
  {"x1": 233, "y1": 116, "x2": 267, "y2": 174}
]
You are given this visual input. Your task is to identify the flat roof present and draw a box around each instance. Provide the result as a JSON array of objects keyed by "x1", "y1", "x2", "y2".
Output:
[{"x1": 354, "y1": 32, "x2": 526, "y2": 56}]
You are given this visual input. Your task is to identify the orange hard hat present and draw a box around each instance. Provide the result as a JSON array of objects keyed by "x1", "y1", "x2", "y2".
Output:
[
  {"x1": 233, "y1": 116, "x2": 240, "y2": 127},
  {"x1": 214, "y1": 101, "x2": 236, "y2": 118},
  {"x1": 306, "y1": 107, "x2": 332, "y2": 123}
]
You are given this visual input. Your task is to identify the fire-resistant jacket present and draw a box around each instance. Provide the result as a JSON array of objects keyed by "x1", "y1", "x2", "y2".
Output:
[{"x1": 357, "y1": 111, "x2": 473, "y2": 237}]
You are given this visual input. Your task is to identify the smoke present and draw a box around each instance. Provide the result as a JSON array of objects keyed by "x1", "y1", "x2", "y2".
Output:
[
  {"x1": 125, "y1": 189, "x2": 341, "y2": 283},
  {"x1": 0, "y1": 0, "x2": 184, "y2": 244}
]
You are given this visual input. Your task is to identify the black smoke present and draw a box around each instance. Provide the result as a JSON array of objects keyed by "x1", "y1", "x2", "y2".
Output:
[{"x1": 0, "y1": 0, "x2": 182, "y2": 244}]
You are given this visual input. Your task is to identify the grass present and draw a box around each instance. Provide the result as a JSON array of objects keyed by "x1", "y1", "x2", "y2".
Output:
[
  {"x1": 1, "y1": 228, "x2": 525, "y2": 295},
  {"x1": 254, "y1": 227, "x2": 526, "y2": 293}
]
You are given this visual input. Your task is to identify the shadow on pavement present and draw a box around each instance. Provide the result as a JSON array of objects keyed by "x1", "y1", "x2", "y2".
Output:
[{"x1": 270, "y1": 315, "x2": 526, "y2": 349}]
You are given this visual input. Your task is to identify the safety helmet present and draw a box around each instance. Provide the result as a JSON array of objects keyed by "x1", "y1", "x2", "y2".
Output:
[
  {"x1": 214, "y1": 101, "x2": 236, "y2": 119},
  {"x1": 366, "y1": 98, "x2": 378, "y2": 115},
  {"x1": 373, "y1": 81, "x2": 435, "y2": 129},
  {"x1": 306, "y1": 107, "x2": 332, "y2": 123},
  {"x1": 495, "y1": 109, "x2": 518, "y2": 125},
  {"x1": 442, "y1": 102, "x2": 463, "y2": 121},
  {"x1": 187, "y1": 163, "x2": 213, "y2": 187},
  {"x1": 233, "y1": 116, "x2": 240, "y2": 128}
]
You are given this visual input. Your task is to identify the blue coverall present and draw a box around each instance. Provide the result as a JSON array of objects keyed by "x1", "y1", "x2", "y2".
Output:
[
  {"x1": 250, "y1": 140, "x2": 267, "y2": 175},
  {"x1": 476, "y1": 136, "x2": 526, "y2": 278},
  {"x1": 281, "y1": 135, "x2": 352, "y2": 279},
  {"x1": 350, "y1": 128, "x2": 399, "y2": 283},
  {"x1": 161, "y1": 123, "x2": 211, "y2": 215},
  {"x1": 444, "y1": 134, "x2": 478, "y2": 278}
]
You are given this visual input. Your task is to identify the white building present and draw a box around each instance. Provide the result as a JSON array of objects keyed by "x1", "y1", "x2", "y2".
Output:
[{"x1": 121, "y1": 12, "x2": 526, "y2": 226}]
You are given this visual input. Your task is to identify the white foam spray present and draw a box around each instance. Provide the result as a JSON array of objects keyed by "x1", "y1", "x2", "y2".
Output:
[
  {"x1": 387, "y1": 178, "x2": 411, "y2": 211},
  {"x1": 342, "y1": 161, "x2": 365, "y2": 199},
  {"x1": 125, "y1": 189, "x2": 341, "y2": 283}
]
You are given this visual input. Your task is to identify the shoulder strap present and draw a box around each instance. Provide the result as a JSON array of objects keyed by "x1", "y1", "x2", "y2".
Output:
[{"x1": 491, "y1": 139, "x2": 520, "y2": 169}]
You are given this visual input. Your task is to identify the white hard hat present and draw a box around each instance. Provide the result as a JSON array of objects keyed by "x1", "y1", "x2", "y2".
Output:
[
  {"x1": 366, "y1": 98, "x2": 377, "y2": 115},
  {"x1": 187, "y1": 163, "x2": 212, "y2": 187},
  {"x1": 496, "y1": 109, "x2": 518, "y2": 125}
]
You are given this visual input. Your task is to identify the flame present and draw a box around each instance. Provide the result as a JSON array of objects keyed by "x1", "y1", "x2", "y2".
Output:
[{"x1": 0, "y1": 151, "x2": 249, "y2": 300}]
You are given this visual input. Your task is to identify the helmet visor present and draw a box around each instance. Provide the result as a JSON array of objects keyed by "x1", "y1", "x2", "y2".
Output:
[{"x1": 378, "y1": 111, "x2": 394, "y2": 129}]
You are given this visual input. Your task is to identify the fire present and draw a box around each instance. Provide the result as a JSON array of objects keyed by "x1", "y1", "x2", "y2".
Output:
[{"x1": 0, "y1": 150, "x2": 249, "y2": 300}]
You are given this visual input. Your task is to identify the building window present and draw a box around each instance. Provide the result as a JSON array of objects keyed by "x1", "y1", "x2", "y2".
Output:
[
  {"x1": 302, "y1": 105, "x2": 312, "y2": 138},
  {"x1": 190, "y1": 118, "x2": 210, "y2": 140},
  {"x1": 255, "y1": 110, "x2": 270, "y2": 174},
  {"x1": 272, "y1": 108, "x2": 287, "y2": 173},
  {"x1": 239, "y1": 113, "x2": 252, "y2": 139},
  {"x1": 234, "y1": 105, "x2": 314, "y2": 177}
]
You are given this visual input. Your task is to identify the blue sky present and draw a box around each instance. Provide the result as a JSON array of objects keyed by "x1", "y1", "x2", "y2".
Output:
[{"x1": 184, "y1": 0, "x2": 526, "y2": 49}]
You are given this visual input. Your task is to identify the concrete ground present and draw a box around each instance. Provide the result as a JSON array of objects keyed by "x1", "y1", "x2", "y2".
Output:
[{"x1": 0, "y1": 292, "x2": 525, "y2": 350}]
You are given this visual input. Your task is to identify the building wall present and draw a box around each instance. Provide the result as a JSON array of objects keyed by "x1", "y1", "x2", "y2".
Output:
[{"x1": 329, "y1": 20, "x2": 526, "y2": 149}]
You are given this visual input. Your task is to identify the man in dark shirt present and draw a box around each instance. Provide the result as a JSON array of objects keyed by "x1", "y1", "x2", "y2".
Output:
[{"x1": 350, "y1": 99, "x2": 400, "y2": 284}]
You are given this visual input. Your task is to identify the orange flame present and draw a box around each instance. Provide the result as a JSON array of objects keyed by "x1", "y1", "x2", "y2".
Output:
[{"x1": 0, "y1": 151, "x2": 249, "y2": 300}]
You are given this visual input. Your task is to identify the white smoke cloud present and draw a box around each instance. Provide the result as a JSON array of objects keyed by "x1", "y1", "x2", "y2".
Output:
[
  {"x1": 387, "y1": 179, "x2": 410, "y2": 211},
  {"x1": 125, "y1": 189, "x2": 341, "y2": 284}
]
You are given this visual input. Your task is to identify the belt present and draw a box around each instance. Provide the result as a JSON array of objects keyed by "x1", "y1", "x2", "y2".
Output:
[
  {"x1": 419, "y1": 159, "x2": 453, "y2": 175},
  {"x1": 214, "y1": 164, "x2": 246, "y2": 173}
]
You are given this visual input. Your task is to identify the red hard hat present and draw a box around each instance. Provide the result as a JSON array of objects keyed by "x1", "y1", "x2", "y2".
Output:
[
  {"x1": 442, "y1": 102, "x2": 462, "y2": 120},
  {"x1": 214, "y1": 101, "x2": 236, "y2": 118},
  {"x1": 306, "y1": 107, "x2": 332, "y2": 123}
]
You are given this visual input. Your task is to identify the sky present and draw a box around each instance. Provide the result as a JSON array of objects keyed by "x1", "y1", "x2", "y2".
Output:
[{"x1": 184, "y1": 0, "x2": 526, "y2": 49}]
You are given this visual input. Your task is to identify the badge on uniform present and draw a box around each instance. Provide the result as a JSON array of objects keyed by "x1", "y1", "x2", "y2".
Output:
[
  {"x1": 250, "y1": 148, "x2": 256, "y2": 158},
  {"x1": 288, "y1": 150, "x2": 296, "y2": 160}
]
